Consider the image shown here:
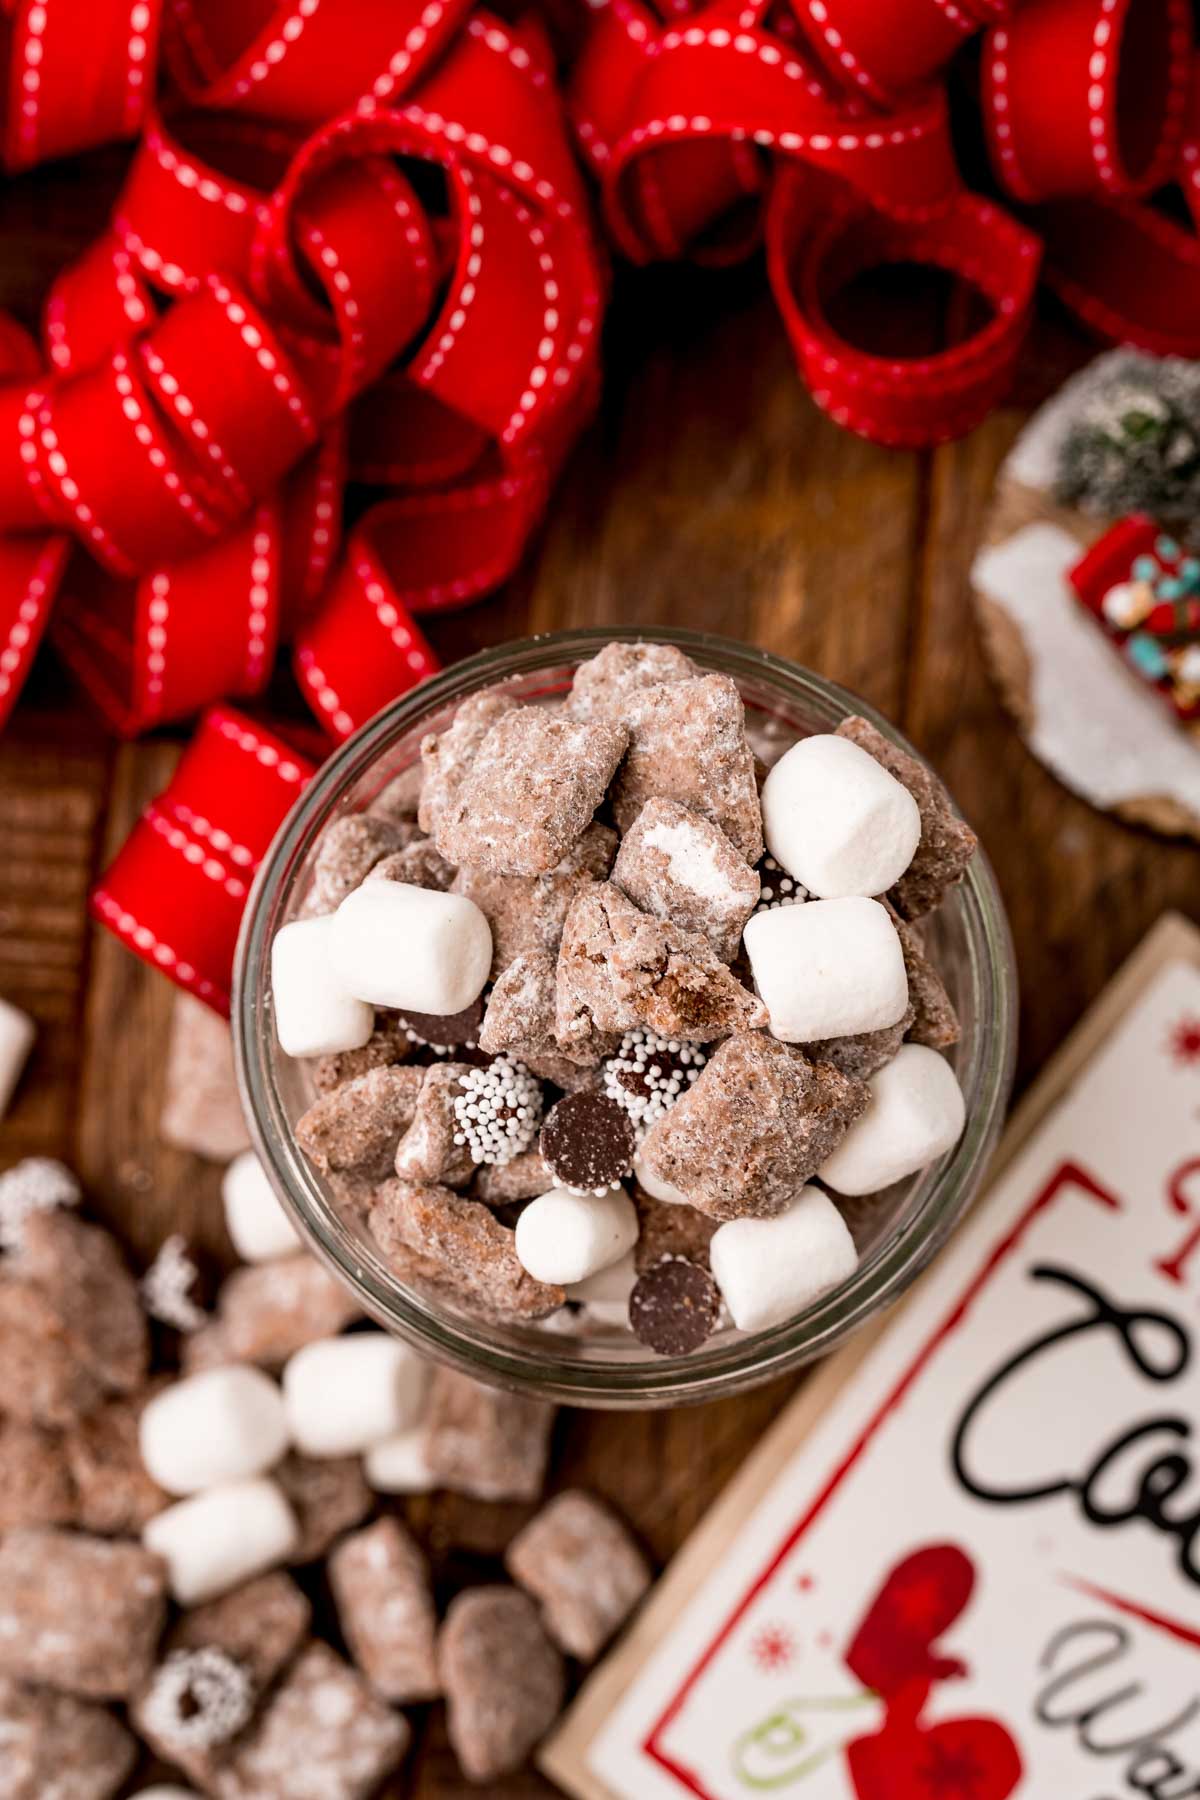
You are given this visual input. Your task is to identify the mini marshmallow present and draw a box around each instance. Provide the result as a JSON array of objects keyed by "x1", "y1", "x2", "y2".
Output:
[
  {"x1": 0, "y1": 996, "x2": 34, "y2": 1118},
  {"x1": 139, "y1": 1366, "x2": 290, "y2": 1496},
  {"x1": 271, "y1": 916, "x2": 373, "y2": 1059},
  {"x1": 710, "y1": 1186, "x2": 858, "y2": 1333},
  {"x1": 132, "y1": 1789, "x2": 204, "y2": 1798},
  {"x1": 566, "y1": 1249, "x2": 637, "y2": 1327},
  {"x1": 633, "y1": 1155, "x2": 692, "y2": 1207},
  {"x1": 329, "y1": 880, "x2": 492, "y2": 1015},
  {"x1": 283, "y1": 1333, "x2": 428, "y2": 1458},
  {"x1": 744, "y1": 897, "x2": 908, "y2": 1042},
  {"x1": 364, "y1": 1428, "x2": 437, "y2": 1495},
  {"x1": 761, "y1": 733, "x2": 920, "y2": 899},
  {"x1": 221, "y1": 1150, "x2": 302, "y2": 1263},
  {"x1": 143, "y1": 1477, "x2": 299, "y2": 1605},
  {"x1": 820, "y1": 1043, "x2": 966, "y2": 1196},
  {"x1": 515, "y1": 1187, "x2": 638, "y2": 1287}
]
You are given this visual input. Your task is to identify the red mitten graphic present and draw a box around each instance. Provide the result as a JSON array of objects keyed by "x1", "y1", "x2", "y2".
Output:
[
  {"x1": 847, "y1": 1712, "x2": 1022, "y2": 1800},
  {"x1": 845, "y1": 1544, "x2": 974, "y2": 1699}
]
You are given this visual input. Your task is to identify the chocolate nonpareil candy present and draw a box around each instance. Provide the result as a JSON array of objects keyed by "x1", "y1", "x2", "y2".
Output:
[
  {"x1": 506, "y1": 1490, "x2": 653, "y2": 1661},
  {"x1": 639, "y1": 1033, "x2": 869, "y2": 1221},
  {"x1": 0, "y1": 1528, "x2": 167, "y2": 1698},
  {"x1": 439, "y1": 1587, "x2": 565, "y2": 1782}
]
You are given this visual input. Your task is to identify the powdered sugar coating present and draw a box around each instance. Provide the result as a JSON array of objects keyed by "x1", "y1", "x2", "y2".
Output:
[
  {"x1": 0, "y1": 1277, "x2": 101, "y2": 1425},
  {"x1": 369, "y1": 1180, "x2": 564, "y2": 1322},
  {"x1": 419, "y1": 687, "x2": 516, "y2": 835},
  {"x1": 423, "y1": 1366, "x2": 556, "y2": 1501},
  {"x1": 506, "y1": 1489, "x2": 652, "y2": 1662},
  {"x1": 213, "y1": 1256, "x2": 360, "y2": 1368},
  {"x1": 394, "y1": 1063, "x2": 478, "y2": 1187},
  {"x1": 556, "y1": 882, "x2": 766, "y2": 1051},
  {"x1": 213, "y1": 1641, "x2": 409, "y2": 1799},
  {"x1": 330, "y1": 1517, "x2": 440, "y2": 1703},
  {"x1": 0, "y1": 1156, "x2": 80, "y2": 1252},
  {"x1": 435, "y1": 707, "x2": 628, "y2": 876},
  {"x1": 307, "y1": 815, "x2": 407, "y2": 915},
  {"x1": 0, "y1": 1416, "x2": 76, "y2": 1532},
  {"x1": 611, "y1": 674, "x2": 764, "y2": 863},
  {"x1": 612, "y1": 798, "x2": 760, "y2": 961},
  {"x1": 453, "y1": 820, "x2": 618, "y2": 979},
  {"x1": 296, "y1": 1065, "x2": 423, "y2": 1177},
  {"x1": 0, "y1": 1677, "x2": 136, "y2": 1800},
  {"x1": 274, "y1": 1452, "x2": 372, "y2": 1563},
  {"x1": 17, "y1": 1211, "x2": 148, "y2": 1396},
  {"x1": 64, "y1": 1391, "x2": 168, "y2": 1535},
  {"x1": 140, "y1": 1234, "x2": 208, "y2": 1333},
  {"x1": 566, "y1": 640, "x2": 699, "y2": 723},
  {"x1": 640, "y1": 1034, "x2": 869, "y2": 1221},
  {"x1": 439, "y1": 1587, "x2": 565, "y2": 1782},
  {"x1": 367, "y1": 836, "x2": 456, "y2": 892},
  {"x1": 0, "y1": 1528, "x2": 167, "y2": 1699}
]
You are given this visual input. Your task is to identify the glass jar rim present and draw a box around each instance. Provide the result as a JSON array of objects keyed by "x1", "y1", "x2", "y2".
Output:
[{"x1": 233, "y1": 626, "x2": 1017, "y2": 1408}]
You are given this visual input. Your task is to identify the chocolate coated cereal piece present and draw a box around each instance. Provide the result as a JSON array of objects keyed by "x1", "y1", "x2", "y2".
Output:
[
  {"x1": 896, "y1": 918, "x2": 960, "y2": 1048},
  {"x1": 479, "y1": 948, "x2": 572, "y2": 1065},
  {"x1": 0, "y1": 1528, "x2": 167, "y2": 1698},
  {"x1": 369, "y1": 763, "x2": 423, "y2": 821},
  {"x1": 439, "y1": 1587, "x2": 565, "y2": 1782},
  {"x1": 214, "y1": 1255, "x2": 361, "y2": 1368},
  {"x1": 611, "y1": 674, "x2": 764, "y2": 863},
  {"x1": 613, "y1": 798, "x2": 761, "y2": 960},
  {"x1": 213, "y1": 1641, "x2": 409, "y2": 1799},
  {"x1": 473, "y1": 1145, "x2": 555, "y2": 1204},
  {"x1": 0, "y1": 1417, "x2": 76, "y2": 1531},
  {"x1": 159, "y1": 992, "x2": 251, "y2": 1161},
  {"x1": 369, "y1": 836, "x2": 457, "y2": 891},
  {"x1": 394, "y1": 1062, "x2": 477, "y2": 1187},
  {"x1": 556, "y1": 882, "x2": 765, "y2": 1051},
  {"x1": 640, "y1": 1034, "x2": 869, "y2": 1221},
  {"x1": 566, "y1": 640, "x2": 699, "y2": 723},
  {"x1": 423, "y1": 1365, "x2": 556, "y2": 1501},
  {"x1": 452, "y1": 819, "x2": 618, "y2": 979},
  {"x1": 836, "y1": 716, "x2": 977, "y2": 919},
  {"x1": 633, "y1": 1188, "x2": 717, "y2": 1272},
  {"x1": 369, "y1": 1181, "x2": 564, "y2": 1321},
  {"x1": 18, "y1": 1210, "x2": 148, "y2": 1395},
  {"x1": 436, "y1": 707, "x2": 628, "y2": 877},
  {"x1": 506, "y1": 1490, "x2": 653, "y2": 1660},
  {"x1": 63, "y1": 1391, "x2": 168, "y2": 1535},
  {"x1": 0, "y1": 1676, "x2": 137, "y2": 1800},
  {"x1": 540, "y1": 1090, "x2": 635, "y2": 1193},
  {"x1": 274, "y1": 1450, "x2": 372, "y2": 1562},
  {"x1": 629, "y1": 1258, "x2": 721, "y2": 1355},
  {"x1": 180, "y1": 1318, "x2": 236, "y2": 1374},
  {"x1": 329, "y1": 1516, "x2": 440, "y2": 1702},
  {"x1": 310, "y1": 1016, "x2": 410, "y2": 1093},
  {"x1": 296, "y1": 1064, "x2": 423, "y2": 1176},
  {"x1": 805, "y1": 1005, "x2": 915, "y2": 1081},
  {"x1": 419, "y1": 687, "x2": 516, "y2": 834},
  {"x1": 308, "y1": 814, "x2": 407, "y2": 914},
  {"x1": 0, "y1": 1278, "x2": 101, "y2": 1425}
]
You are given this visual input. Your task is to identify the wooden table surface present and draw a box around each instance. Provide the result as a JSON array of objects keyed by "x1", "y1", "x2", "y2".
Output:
[{"x1": 2, "y1": 180, "x2": 1198, "y2": 1796}]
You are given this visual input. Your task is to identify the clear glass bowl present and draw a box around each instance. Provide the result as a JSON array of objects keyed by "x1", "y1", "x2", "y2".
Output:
[{"x1": 233, "y1": 628, "x2": 1017, "y2": 1408}]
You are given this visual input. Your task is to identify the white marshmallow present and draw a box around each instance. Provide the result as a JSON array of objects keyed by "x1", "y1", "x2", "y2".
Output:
[
  {"x1": 821, "y1": 1043, "x2": 966, "y2": 1196},
  {"x1": 761, "y1": 733, "x2": 921, "y2": 899},
  {"x1": 365, "y1": 1428, "x2": 437, "y2": 1495},
  {"x1": 0, "y1": 996, "x2": 35, "y2": 1118},
  {"x1": 514, "y1": 1186, "x2": 639, "y2": 1286},
  {"x1": 633, "y1": 1155, "x2": 692, "y2": 1207},
  {"x1": 566, "y1": 1248, "x2": 637, "y2": 1327},
  {"x1": 744, "y1": 897, "x2": 908, "y2": 1042},
  {"x1": 139, "y1": 1365, "x2": 290, "y2": 1496},
  {"x1": 329, "y1": 880, "x2": 492, "y2": 1015},
  {"x1": 222, "y1": 1150, "x2": 302, "y2": 1263},
  {"x1": 283, "y1": 1333, "x2": 428, "y2": 1457},
  {"x1": 710, "y1": 1186, "x2": 858, "y2": 1333},
  {"x1": 143, "y1": 1477, "x2": 299, "y2": 1605},
  {"x1": 131, "y1": 1788, "x2": 204, "y2": 1798},
  {"x1": 271, "y1": 915, "x2": 373, "y2": 1059}
]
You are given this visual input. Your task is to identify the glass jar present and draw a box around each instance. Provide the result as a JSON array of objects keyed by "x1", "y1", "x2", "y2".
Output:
[{"x1": 233, "y1": 627, "x2": 1017, "y2": 1408}]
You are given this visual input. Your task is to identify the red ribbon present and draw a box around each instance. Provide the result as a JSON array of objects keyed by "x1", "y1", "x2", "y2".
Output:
[{"x1": 90, "y1": 704, "x2": 315, "y2": 1013}]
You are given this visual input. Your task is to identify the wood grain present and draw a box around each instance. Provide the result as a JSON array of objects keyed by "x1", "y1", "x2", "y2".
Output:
[{"x1": 0, "y1": 201, "x2": 1197, "y2": 1798}]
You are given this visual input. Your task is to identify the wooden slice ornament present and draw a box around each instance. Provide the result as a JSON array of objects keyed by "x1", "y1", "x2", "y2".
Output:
[{"x1": 971, "y1": 349, "x2": 1200, "y2": 839}]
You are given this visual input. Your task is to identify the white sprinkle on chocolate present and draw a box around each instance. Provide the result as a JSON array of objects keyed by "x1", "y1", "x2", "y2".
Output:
[{"x1": 451, "y1": 1056, "x2": 544, "y2": 1166}]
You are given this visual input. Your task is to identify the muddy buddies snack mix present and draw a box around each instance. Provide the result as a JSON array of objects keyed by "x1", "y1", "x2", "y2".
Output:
[{"x1": 273, "y1": 640, "x2": 976, "y2": 1357}]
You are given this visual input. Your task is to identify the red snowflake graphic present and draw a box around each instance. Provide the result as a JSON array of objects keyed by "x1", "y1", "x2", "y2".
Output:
[
  {"x1": 750, "y1": 1624, "x2": 796, "y2": 1673},
  {"x1": 1168, "y1": 1016, "x2": 1200, "y2": 1069}
]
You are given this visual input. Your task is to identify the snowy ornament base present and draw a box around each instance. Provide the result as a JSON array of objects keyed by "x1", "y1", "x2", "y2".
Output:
[{"x1": 971, "y1": 351, "x2": 1200, "y2": 840}]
